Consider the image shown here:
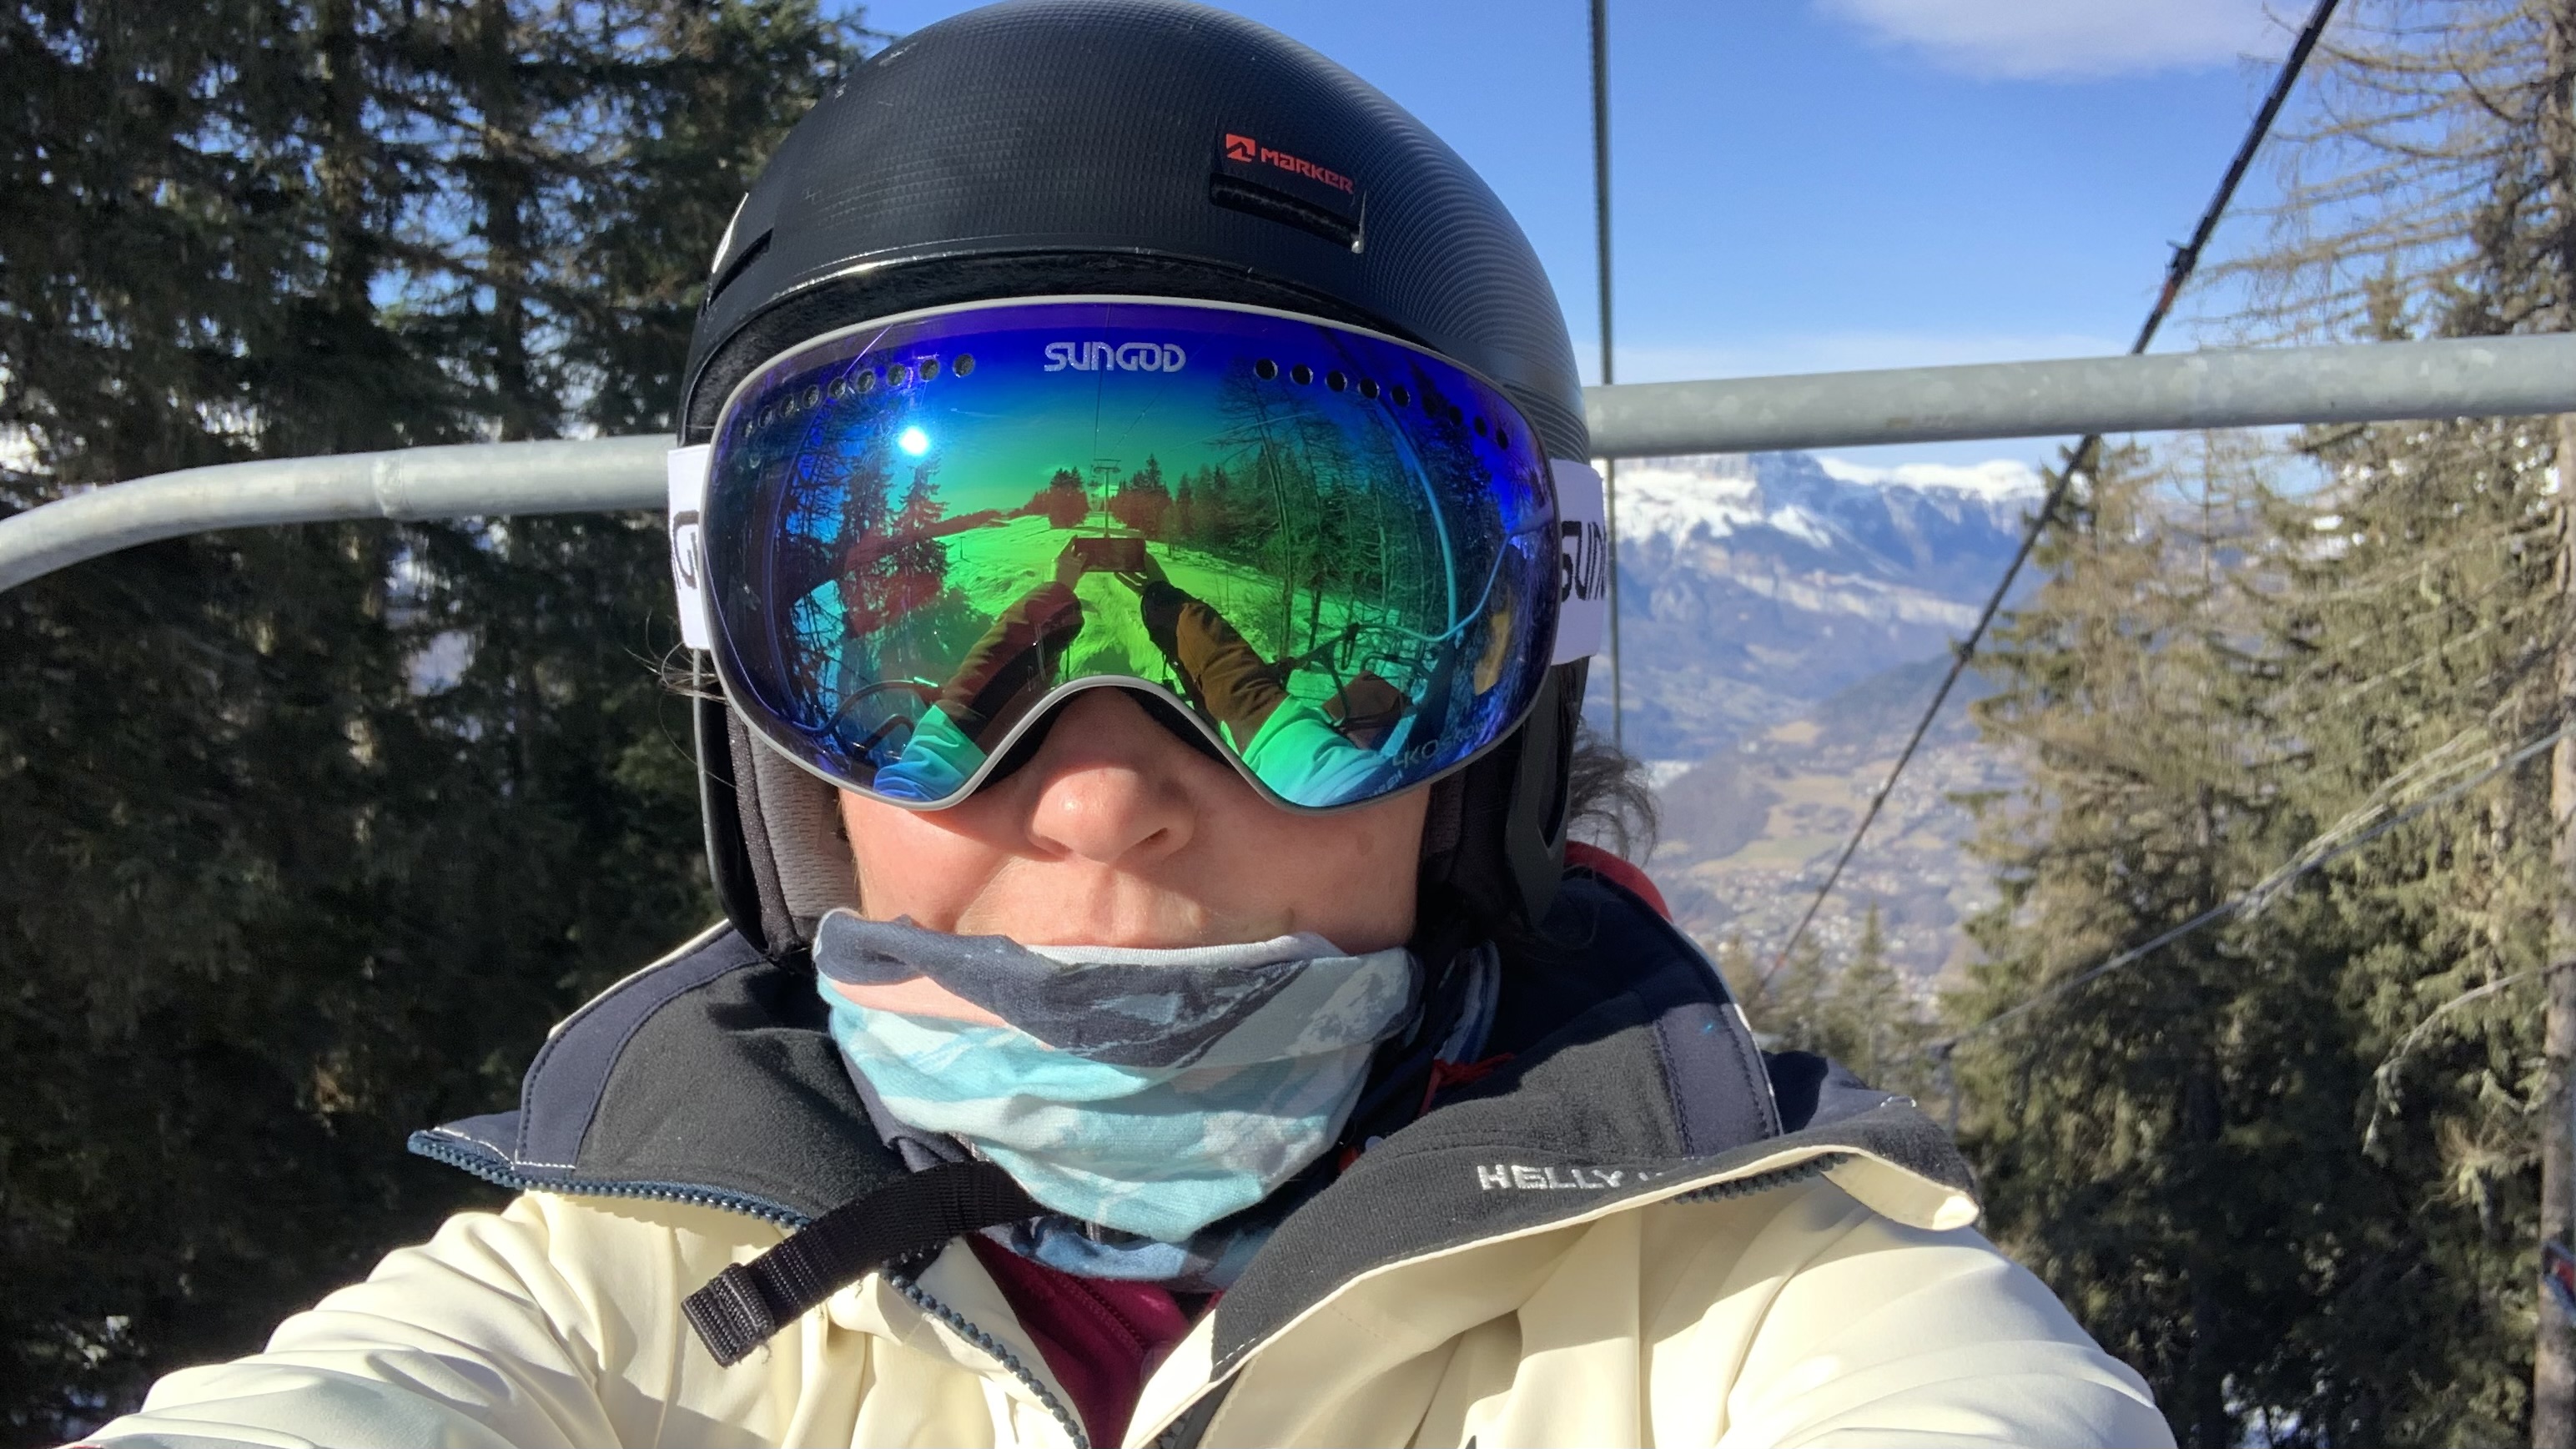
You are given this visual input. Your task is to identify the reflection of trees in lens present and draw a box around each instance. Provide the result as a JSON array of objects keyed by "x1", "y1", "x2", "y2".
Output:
[
  {"x1": 1018, "y1": 468, "x2": 1089, "y2": 529},
  {"x1": 853, "y1": 460, "x2": 952, "y2": 667},
  {"x1": 1196, "y1": 348, "x2": 1519, "y2": 733},
  {"x1": 857, "y1": 460, "x2": 947, "y2": 626},
  {"x1": 1213, "y1": 371, "x2": 1298, "y2": 654},
  {"x1": 1109, "y1": 455, "x2": 1170, "y2": 537},
  {"x1": 758, "y1": 389, "x2": 893, "y2": 736},
  {"x1": 810, "y1": 411, "x2": 898, "y2": 739},
  {"x1": 756, "y1": 383, "x2": 973, "y2": 757},
  {"x1": 1215, "y1": 366, "x2": 1388, "y2": 665}
]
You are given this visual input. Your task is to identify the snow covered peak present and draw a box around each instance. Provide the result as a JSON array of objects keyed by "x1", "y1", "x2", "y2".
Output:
[
  {"x1": 1814, "y1": 455, "x2": 2045, "y2": 501},
  {"x1": 1601, "y1": 450, "x2": 2037, "y2": 601},
  {"x1": 1609, "y1": 458, "x2": 1763, "y2": 545},
  {"x1": 1604, "y1": 451, "x2": 2038, "y2": 552},
  {"x1": 1577, "y1": 451, "x2": 2043, "y2": 762}
]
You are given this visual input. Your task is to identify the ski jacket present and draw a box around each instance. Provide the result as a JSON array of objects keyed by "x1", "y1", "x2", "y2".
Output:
[{"x1": 86, "y1": 873, "x2": 2171, "y2": 1448}]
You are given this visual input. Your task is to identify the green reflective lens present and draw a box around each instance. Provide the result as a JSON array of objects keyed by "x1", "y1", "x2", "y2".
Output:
[{"x1": 703, "y1": 299, "x2": 1561, "y2": 810}]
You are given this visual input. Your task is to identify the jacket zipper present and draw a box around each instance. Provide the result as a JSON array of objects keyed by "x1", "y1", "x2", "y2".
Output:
[
  {"x1": 408, "y1": 1133, "x2": 809, "y2": 1229},
  {"x1": 1672, "y1": 1151, "x2": 1846, "y2": 1205},
  {"x1": 887, "y1": 1271, "x2": 1090, "y2": 1449}
]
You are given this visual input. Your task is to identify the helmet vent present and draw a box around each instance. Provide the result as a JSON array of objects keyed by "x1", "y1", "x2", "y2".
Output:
[{"x1": 1209, "y1": 175, "x2": 1362, "y2": 253}]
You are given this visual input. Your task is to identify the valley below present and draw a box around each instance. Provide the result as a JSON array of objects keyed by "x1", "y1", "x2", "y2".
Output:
[{"x1": 1576, "y1": 452, "x2": 2043, "y2": 985}]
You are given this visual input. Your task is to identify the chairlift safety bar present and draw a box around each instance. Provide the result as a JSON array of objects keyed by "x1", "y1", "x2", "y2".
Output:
[{"x1": 3, "y1": 333, "x2": 2571, "y2": 596}]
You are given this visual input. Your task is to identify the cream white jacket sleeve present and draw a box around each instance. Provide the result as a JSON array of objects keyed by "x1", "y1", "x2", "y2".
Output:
[
  {"x1": 1698, "y1": 1186, "x2": 2171, "y2": 1447},
  {"x1": 86, "y1": 1180, "x2": 2171, "y2": 1449},
  {"x1": 84, "y1": 1194, "x2": 714, "y2": 1449}
]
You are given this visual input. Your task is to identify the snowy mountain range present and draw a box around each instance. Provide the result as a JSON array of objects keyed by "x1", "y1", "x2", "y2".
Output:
[
  {"x1": 1580, "y1": 451, "x2": 2042, "y2": 760},
  {"x1": 1566, "y1": 451, "x2": 2042, "y2": 979}
]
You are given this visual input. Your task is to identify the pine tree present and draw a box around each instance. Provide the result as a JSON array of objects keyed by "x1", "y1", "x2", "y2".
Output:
[
  {"x1": 1725, "y1": 906, "x2": 1938, "y2": 1104},
  {"x1": 1708, "y1": 931, "x2": 1761, "y2": 1014},
  {"x1": 1760, "y1": 934, "x2": 1834, "y2": 1052},
  {"x1": 1824, "y1": 905, "x2": 1935, "y2": 1097},
  {"x1": 2215, "y1": 3, "x2": 2576, "y2": 1437},
  {"x1": 0, "y1": 3, "x2": 857, "y2": 1440},
  {"x1": 1941, "y1": 4, "x2": 2576, "y2": 1436},
  {"x1": 1945, "y1": 443, "x2": 2362, "y2": 1446}
]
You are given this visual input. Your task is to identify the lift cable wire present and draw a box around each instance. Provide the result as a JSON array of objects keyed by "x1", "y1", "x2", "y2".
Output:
[
  {"x1": 1929, "y1": 715, "x2": 2574, "y2": 1060},
  {"x1": 1591, "y1": 0, "x2": 1623, "y2": 750},
  {"x1": 1763, "y1": 0, "x2": 2343, "y2": 981}
]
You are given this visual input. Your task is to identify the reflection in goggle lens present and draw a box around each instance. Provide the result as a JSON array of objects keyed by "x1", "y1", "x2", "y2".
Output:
[{"x1": 703, "y1": 300, "x2": 1561, "y2": 810}]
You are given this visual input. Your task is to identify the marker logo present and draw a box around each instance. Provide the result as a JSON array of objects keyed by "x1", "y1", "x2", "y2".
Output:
[{"x1": 1216, "y1": 131, "x2": 1356, "y2": 194}]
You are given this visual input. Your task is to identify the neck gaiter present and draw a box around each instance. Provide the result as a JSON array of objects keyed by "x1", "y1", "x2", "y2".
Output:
[{"x1": 812, "y1": 911, "x2": 1420, "y2": 1244}]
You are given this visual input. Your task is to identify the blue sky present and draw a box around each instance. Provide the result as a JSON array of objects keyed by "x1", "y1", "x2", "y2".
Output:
[{"x1": 850, "y1": 0, "x2": 2305, "y2": 470}]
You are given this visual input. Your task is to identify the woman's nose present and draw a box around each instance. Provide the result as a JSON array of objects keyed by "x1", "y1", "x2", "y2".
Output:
[{"x1": 1016, "y1": 689, "x2": 1202, "y2": 867}]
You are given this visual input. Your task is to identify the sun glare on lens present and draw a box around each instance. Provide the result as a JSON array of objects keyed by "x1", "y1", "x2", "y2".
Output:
[{"x1": 898, "y1": 426, "x2": 930, "y2": 455}]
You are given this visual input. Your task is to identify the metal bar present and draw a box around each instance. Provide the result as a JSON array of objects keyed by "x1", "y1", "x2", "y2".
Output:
[
  {"x1": 5, "y1": 335, "x2": 2573, "y2": 595},
  {"x1": 0, "y1": 435, "x2": 667, "y2": 594},
  {"x1": 1584, "y1": 332, "x2": 2576, "y2": 458},
  {"x1": 1589, "y1": 0, "x2": 1623, "y2": 749}
]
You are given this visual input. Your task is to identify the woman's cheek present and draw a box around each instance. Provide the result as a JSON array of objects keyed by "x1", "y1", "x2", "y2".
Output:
[{"x1": 842, "y1": 794, "x2": 1012, "y2": 929}]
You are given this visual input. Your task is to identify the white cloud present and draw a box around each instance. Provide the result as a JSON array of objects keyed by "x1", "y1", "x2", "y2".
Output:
[{"x1": 1817, "y1": 0, "x2": 2288, "y2": 79}]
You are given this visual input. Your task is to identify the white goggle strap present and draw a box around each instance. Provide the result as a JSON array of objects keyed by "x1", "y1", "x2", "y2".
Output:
[
  {"x1": 1549, "y1": 457, "x2": 1609, "y2": 664},
  {"x1": 668, "y1": 444, "x2": 713, "y2": 651}
]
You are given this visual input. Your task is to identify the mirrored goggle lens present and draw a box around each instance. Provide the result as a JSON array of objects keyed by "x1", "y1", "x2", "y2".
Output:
[{"x1": 702, "y1": 299, "x2": 1561, "y2": 810}]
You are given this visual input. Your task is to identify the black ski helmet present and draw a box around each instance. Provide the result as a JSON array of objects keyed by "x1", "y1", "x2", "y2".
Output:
[{"x1": 682, "y1": 0, "x2": 1592, "y2": 957}]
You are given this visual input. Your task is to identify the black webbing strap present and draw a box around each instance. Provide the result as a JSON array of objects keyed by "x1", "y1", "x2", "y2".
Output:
[{"x1": 682, "y1": 1159, "x2": 1039, "y2": 1366}]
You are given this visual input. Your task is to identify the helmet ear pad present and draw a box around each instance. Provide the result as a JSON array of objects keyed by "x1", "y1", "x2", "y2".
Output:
[
  {"x1": 1416, "y1": 662, "x2": 1584, "y2": 953},
  {"x1": 697, "y1": 690, "x2": 859, "y2": 956},
  {"x1": 695, "y1": 690, "x2": 772, "y2": 955}
]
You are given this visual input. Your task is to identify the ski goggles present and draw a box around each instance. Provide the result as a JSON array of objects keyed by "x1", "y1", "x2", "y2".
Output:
[{"x1": 669, "y1": 297, "x2": 1606, "y2": 812}]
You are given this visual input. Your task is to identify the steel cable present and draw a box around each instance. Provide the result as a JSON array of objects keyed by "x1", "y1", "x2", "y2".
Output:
[{"x1": 1764, "y1": 0, "x2": 2345, "y2": 979}]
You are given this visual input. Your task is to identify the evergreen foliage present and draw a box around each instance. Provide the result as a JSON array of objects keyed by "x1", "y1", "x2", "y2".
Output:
[
  {"x1": 1947, "y1": 3, "x2": 2576, "y2": 1441},
  {"x1": 1954, "y1": 410, "x2": 2563, "y2": 1449},
  {"x1": 1948, "y1": 443, "x2": 2390, "y2": 1446},
  {"x1": 1724, "y1": 905, "x2": 1939, "y2": 1105},
  {"x1": 0, "y1": 4, "x2": 858, "y2": 1441}
]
